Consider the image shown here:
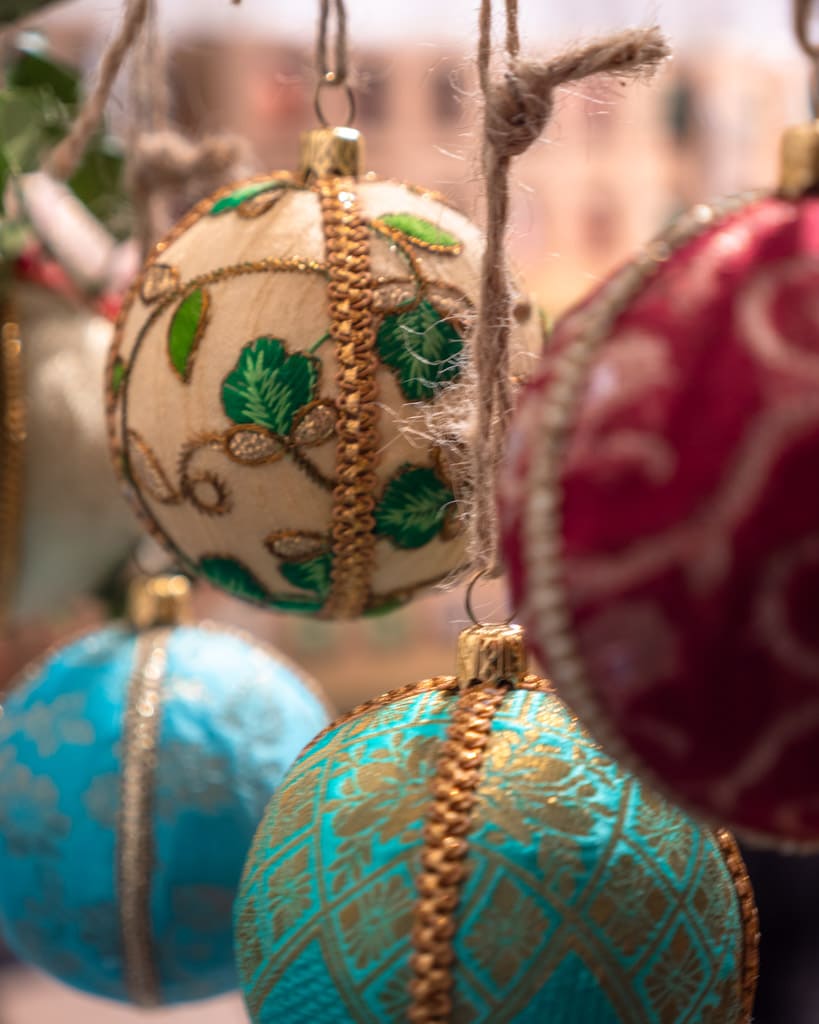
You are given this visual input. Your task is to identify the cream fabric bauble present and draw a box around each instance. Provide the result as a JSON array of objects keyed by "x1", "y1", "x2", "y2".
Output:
[
  {"x1": 1, "y1": 283, "x2": 139, "y2": 620},
  {"x1": 108, "y1": 174, "x2": 540, "y2": 618}
]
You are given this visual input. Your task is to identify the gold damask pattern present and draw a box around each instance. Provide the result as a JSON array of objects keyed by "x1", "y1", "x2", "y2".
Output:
[{"x1": 236, "y1": 680, "x2": 755, "y2": 1023}]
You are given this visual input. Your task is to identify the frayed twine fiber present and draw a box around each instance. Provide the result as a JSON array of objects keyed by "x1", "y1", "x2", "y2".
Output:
[{"x1": 468, "y1": 14, "x2": 670, "y2": 578}]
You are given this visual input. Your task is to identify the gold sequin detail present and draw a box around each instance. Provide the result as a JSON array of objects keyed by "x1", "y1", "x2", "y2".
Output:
[
  {"x1": 141, "y1": 263, "x2": 180, "y2": 304},
  {"x1": 264, "y1": 530, "x2": 330, "y2": 561}
]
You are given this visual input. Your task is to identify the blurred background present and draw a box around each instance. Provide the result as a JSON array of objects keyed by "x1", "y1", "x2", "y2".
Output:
[{"x1": 1, "y1": 0, "x2": 817, "y2": 1020}]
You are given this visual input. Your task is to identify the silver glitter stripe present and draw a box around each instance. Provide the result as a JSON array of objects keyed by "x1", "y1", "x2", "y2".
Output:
[{"x1": 117, "y1": 629, "x2": 169, "y2": 1007}]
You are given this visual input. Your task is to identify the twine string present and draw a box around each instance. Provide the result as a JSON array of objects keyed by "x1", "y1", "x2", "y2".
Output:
[
  {"x1": 796, "y1": 0, "x2": 819, "y2": 58},
  {"x1": 471, "y1": 2, "x2": 669, "y2": 575},
  {"x1": 44, "y1": 0, "x2": 150, "y2": 181},
  {"x1": 317, "y1": 0, "x2": 349, "y2": 85}
]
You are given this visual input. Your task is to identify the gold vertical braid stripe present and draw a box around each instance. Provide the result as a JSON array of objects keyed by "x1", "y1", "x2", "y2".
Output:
[
  {"x1": 715, "y1": 829, "x2": 761, "y2": 1023},
  {"x1": 409, "y1": 685, "x2": 509, "y2": 1022},
  {"x1": 118, "y1": 629, "x2": 169, "y2": 1007},
  {"x1": 0, "y1": 307, "x2": 25, "y2": 619},
  {"x1": 319, "y1": 179, "x2": 379, "y2": 618}
]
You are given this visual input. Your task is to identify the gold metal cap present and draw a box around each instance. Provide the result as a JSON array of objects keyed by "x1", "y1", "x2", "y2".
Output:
[
  {"x1": 127, "y1": 574, "x2": 192, "y2": 631},
  {"x1": 456, "y1": 623, "x2": 527, "y2": 691},
  {"x1": 300, "y1": 126, "x2": 364, "y2": 182},
  {"x1": 780, "y1": 122, "x2": 819, "y2": 198}
]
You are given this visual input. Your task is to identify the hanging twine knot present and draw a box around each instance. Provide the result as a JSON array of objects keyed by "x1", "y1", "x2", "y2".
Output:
[
  {"x1": 130, "y1": 131, "x2": 252, "y2": 192},
  {"x1": 484, "y1": 29, "x2": 670, "y2": 161},
  {"x1": 468, "y1": 17, "x2": 670, "y2": 579}
]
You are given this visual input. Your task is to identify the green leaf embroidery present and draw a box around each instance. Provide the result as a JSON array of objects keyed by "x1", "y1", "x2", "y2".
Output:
[
  {"x1": 168, "y1": 288, "x2": 209, "y2": 382},
  {"x1": 198, "y1": 555, "x2": 325, "y2": 613},
  {"x1": 199, "y1": 556, "x2": 272, "y2": 604},
  {"x1": 377, "y1": 300, "x2": 463, "y2": 401},
  {"x1": 374, "y1": 465, "x2": 455, "y2": 549},
  {"x1": 375, "y1": 213, "x2": 462, "y2": 252},
  {"x1": 279, "y1": 554, "x2": 332, "y2": 598},
  {"x1": 210, "y1": 180, "x2": 289, "y2": 216},
  {"x1": 111, "y1": 357, "x2": 127, "y2": 396},
  {"x1": 222, "y1": 337, "x2": 318, "y2": 435}
]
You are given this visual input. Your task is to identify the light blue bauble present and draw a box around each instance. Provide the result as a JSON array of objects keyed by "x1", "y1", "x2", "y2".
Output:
[
  {"x1": 236, "y1": 678, "x2": 757, "y2": 1024},
  {"x1": 0, "y1": 622, "x2": 330, "y2": 1005}
]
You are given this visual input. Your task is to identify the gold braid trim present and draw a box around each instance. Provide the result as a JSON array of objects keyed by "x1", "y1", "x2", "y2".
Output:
[
  {"x1": 0, "y1": 306, "x2": 25, "y2": 619},
  {"x1": 409, "y1": 684, "x2": 509, "y2": 1022},
  {"x1": 715, "y1": 829, "x2": 760, "y2": 1023},
  {"x1": 319, "y1": 179, "x2": 379, "y2": 618},
  {"x1": 118, "y1": 629, "x2": 168, "y2": 1007}
]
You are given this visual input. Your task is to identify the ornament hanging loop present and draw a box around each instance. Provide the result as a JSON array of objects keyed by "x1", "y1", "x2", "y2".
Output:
[
  {"x1": 313, "y1": 77, "x2": 356, "y2": 128},
  {"x1": 465, "y1": 568, "x2": 514, "y2": 628}
]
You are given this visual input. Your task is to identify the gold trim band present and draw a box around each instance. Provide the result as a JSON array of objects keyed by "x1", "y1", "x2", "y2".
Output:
[
  {"x1": 409, "y1": 683, "x2": 508, "y2": 1022},
  {"x1": 118, "y1": 629, "x2": 168, "y2": 1007},
  {"x1": 319, "y1": 178, "x2": 379, "y2": 618},
  {"x1": 0, "y1": 305, "x2": 25, "y2": 619},
  {"x1": 715, "y1": 829, "x2": 760, "y2": 1022}
]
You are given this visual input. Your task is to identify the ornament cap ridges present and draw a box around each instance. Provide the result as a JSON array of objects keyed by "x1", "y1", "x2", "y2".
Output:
[
  {"x1": 456, "y1": 622, "x2": 527, "y2": 690},
  {"x1": 127, "y1": 574, "x2": 192, "y2": 631},
  {"x1": 780, "y1": 121, "x2": 819, "y2": 197}
]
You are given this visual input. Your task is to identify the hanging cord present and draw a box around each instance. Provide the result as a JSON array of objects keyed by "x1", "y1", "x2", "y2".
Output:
[
  {"x1": 317, "y1": 0, "x2": 349, "y2": 85},
  {"x1": 44, "y1": 0, "x2": 151, "y2": 181},
  {"x1": 469, "y1": 2, "x2": 669, "y2": 577},
  {"x1": 794, "y1": 0, "x2": 819, "y2": 112},
  {"x1": 126, "y1": 0, "x2": 252, "y2": 255},
  {"x1": 314, "y1": 0, "x2": 355, "y2": 125}
]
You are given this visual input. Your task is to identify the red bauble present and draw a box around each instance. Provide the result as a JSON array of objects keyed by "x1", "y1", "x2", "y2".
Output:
[{"x1": 501, "y1": 193, "x2": 819, "y2": 848}]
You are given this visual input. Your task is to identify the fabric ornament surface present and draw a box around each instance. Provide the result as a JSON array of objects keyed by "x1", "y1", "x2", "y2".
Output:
[
  {"x1": 108, "y1": 173, "x2": 540, "y2": 618},
  {"x1": 0, "y1": 281, "x2": 139, "y2": 620},
  {"x1": 0, "y1": 621, "x2": 330, "y2": 1005},
  {"x1": 501, "y1": 192, "x2": 819, "y2": 849},
  {"x1": 235, "y1": 675, "x2": 758, "y2": 1023}
]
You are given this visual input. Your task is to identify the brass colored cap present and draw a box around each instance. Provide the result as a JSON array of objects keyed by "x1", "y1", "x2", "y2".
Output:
[
  {"x1": 456, "y1": 623, "x2": 528, "y2": 690},
  {"x1": 780, "y1": 122, "x2": 819, "y2": 198},
  {"x1": 127, "y1": 574, "x2": 192, "y2": 631},
  {"x1": 300, "y1": 126, "x2": 364, "y2": 182}
]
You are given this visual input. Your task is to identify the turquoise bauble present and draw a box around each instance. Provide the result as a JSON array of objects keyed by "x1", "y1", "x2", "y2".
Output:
[
  {"x1": 0, "y1": 616, "x2": 330, "y2": 1005},
  {"x1": 236, "y1": 674, "x2": 758, "y2": 1023}
]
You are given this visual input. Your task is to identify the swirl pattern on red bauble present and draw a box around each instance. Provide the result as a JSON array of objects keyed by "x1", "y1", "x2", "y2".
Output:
[{"x1": 501, "y1": 195, "x2": 819, "y2": 849}]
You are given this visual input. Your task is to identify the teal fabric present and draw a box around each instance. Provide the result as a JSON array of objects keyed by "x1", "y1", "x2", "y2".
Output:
[
  {"x1": 236, "y1": 685, "x2": 746, "y2": 1023},
  {"x1": 0, "y1": 624, "x2": 329, "y2": 1005}
]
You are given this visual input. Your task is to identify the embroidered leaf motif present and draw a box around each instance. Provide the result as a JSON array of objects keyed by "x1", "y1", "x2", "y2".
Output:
[
  {"x1": 199, "y1": 556, "x2": 271, "y2": 604},
  {"x1": 376, "y1": 213, "x2": 462, "y2": 252},
  {"x1": 377, "y1": 300, "x2": 463, "y2": 401},
  {"x1": 111, "y1": 357, "x2": 127, "y2": 396},
  {"x1": 374, "y1": 466, "x2": 455, "y2": 549},
  {"x1": 199, "y1": 555, "x2": 325, "y2": 613},
  {"x1": 222, "y1": 337, "x2": 318, "y2": 435},
  {"x1": 210, "y1": 180, "x2": 289, "y2": 216},
  {"x1": 169, "y1": 288, "x2": 209, "y2": 382},
  {"x1": 279, "y1": 554, "x2": 332, "y2": 598}
]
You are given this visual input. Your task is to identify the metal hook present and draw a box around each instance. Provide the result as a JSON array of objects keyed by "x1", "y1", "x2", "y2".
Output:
[
  {"x1": 313, "y1": 75, "x2": 356, "y2": 128},
  {"x1": 465, "y1": 568, "x2": 515, "y2": 628}
]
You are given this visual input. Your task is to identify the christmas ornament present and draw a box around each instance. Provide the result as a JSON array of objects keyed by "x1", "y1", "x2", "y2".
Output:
[
  {"x1": 107, "y1": 126, "x2": 540, "y2": 619},
  {"x1": 235, "y1": 621, "x2": 758, "y2": 1023},
  {"x1": 0, "y1": 278, "x2": 138, "y2": 620},
  {"x1": 500, "y1": 120, "x2": 819, "y2": 847},
  {"x1": 0, "y1": 575, "x2": 331, "y2": 1005}
]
